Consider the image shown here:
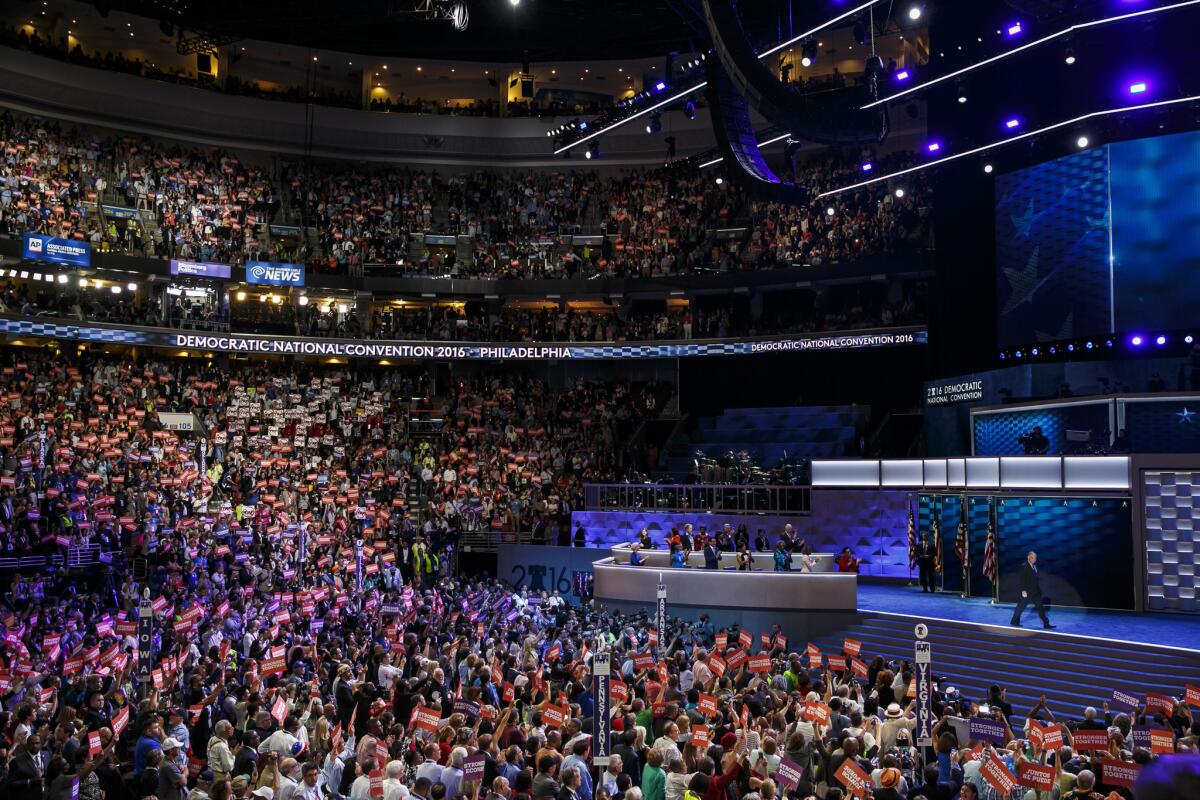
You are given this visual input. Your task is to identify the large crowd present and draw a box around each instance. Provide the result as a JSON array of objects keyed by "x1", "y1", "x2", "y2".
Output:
[
  {"x1": 0, "y1": 349, "x2": 1180, "y2": 800},
  {"x1": 0, "y1": 109, "x2": 930, "y2": 283}
]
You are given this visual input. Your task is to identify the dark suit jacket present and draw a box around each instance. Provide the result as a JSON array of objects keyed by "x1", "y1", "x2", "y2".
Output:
[{"x1": 1018, "y1": 562, "x2": 1043, "y2": 596}]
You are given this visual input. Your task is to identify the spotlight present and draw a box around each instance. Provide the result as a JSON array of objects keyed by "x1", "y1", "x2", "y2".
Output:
[
  {"x1": 111, "y1": 285, "x2": 121, "y2": 294},
  {"x1": 508, "y1": 0, "x2": 520, "y2": 6},
  {"x1": 298, "y1": 295, "x2": 309, "y2": 306},
  {"x1": 585, "y1": 141, "x2": 600, "y2": 159},
  {"x1": 1156, "y1": 335, "x2": 1167, "y2": 345},
  {"x1": 78, "y1": 278, "x2": 87, "y2": 288},
  {"x1": 715, "y1": 177, "x2": 724, "y2": 185},
  {"x1": 1105, "y1": 339, "x2": 1114, "y2": 347},
  {"x1": 1128, "y1": 80, "x2": 1148, "y2": 95},
  {"x1": 1031, "y1": 348, "x2": 1039, "y2": 356},
  {"x1": 1004, "y1": 118, "x2": 1020, "y2": 130},
  {"x1": 895, "y1": 70, "x2": 910, "y2": 82},
  {"x1": 646, "y1": 112, "x2": 662, "y2": 134},
  {"x1": 127, "y1": 282, "x2": 137, "y2": 291},
  {"x1": 236, "y1": 291, "x2": 246, "y2": 301},
  {"x1": 57, "y1": 274, "x2": 67, "y2": 284},
  {"x1": 826, "y1": 207, "x2": 836, "y2": 216},
  {"x1": 1000, "y1": 353, "x2": 1006, "y2": 360},
  {"x1": 1085, "y1": 341, "x2": 1094, "y2": 349},
  {"x1": 1130, "y1": 335, "x2": 1144, "y2": 347},
  {"x1": 1067, "y1": 344, "x2": 1075, "y2": 352},
  {"x1": 1015, "y1": 351, "x2": 1023, "y2": 358},
  {"x1": 801, "y1": 56, "x2": 813, "y2": 68},
  {"x1": 984, "y1": 164, "x2": 994, "y2": 173},
  {"x1": 958, "y1": 94, "x2": 968, "y2": 104},
  {"x1": 926, "y1": 141, "x2": 941, "y2": 153},
  {"x1": 907, "y1": 5, "x2": 922, "y2": 21},
  {"x1": 683, "y1": 100, "x2": 696, "y2": 120},
  {"x1": 1186, "y1": 335, "x2": 1194, "y2": 344},
  {"x1": 654, "y1": 81, "x2": 666, "y2": 91},
  {"x1": 894, "y1": 188, "x2": 906, "y2": 198},
  {"x1": 1064, "y1": 49, "x2": 1076, "y2": 65},
  {"x1": 1049, "y1": 346, "x2": 1056, "y2": 354},
  {"x1": 861, "y1": 162, "x2": 873, "y2": 172},
  {"x1": 1006, "y1": 22, "x2": 1022, "y2": 36},
  {"x1": 1076, "y1": 135, "x2": 1089, "y2": 148}
]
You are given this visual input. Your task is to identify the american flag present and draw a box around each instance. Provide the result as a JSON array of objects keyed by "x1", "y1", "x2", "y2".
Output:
[
  {"x1": 956, "y1": 522, "x2": 970, "y2": 581},
  {"x1": 983, "y1": 511, "x2": 997, "y2": 585},
  {"x1": 907, "y1": 502, "x2": 917, "y2": 571},
  {"x1": 932, "y1": 515, "x2": 943, "y2": 574}
]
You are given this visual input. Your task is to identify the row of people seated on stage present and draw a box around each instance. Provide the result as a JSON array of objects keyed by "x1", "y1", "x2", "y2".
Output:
[
  {"x1": 632, "y1": 522, "x2": 811, "y2": 553},
  {"x1": 628, "y1": 537, "x2": 861, "y2": 573}
]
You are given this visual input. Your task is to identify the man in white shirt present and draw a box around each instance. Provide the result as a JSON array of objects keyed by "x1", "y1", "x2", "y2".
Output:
[
  {"x1": 414, "y1": 743, "x2": 443, "y2": 785},
  {"x1": 383, "y1": 761, "x2": 410, "y2": 800},
  {"x1": 349, "y1": 756, "x2": 376, "y2": 800},
  {"x1": 259, "y1": 717, "x2": 302, "y2": 757},
  {"x1": 275, "y1": 759, "x2": 300, "y2": 800},
  {"x1": 377, "y1": 653, "x2": 402, "y2": 693}
]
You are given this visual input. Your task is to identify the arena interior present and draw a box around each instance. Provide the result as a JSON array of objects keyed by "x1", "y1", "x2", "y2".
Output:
[{"x1": 0, "y1": 1, "x2": 1196, "y2": 799}]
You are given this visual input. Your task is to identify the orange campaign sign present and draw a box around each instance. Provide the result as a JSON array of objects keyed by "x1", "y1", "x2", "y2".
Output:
[
  {"x1": 1145, "y1": 692, "x2": 1175, "y2": 714},
  {"x1": 1147, "y1": 728, "x2": 1175, "y2": 754},
  {"x1": 708, "y1": 655, "x2": 727, "y2": 677},
  {"x1": 1041, "y1": 724, "x2": 1064, "y2": 750},
  {"x1": 609, "y1": 680, "x2": 629, "y2": 705},
  {"x1": 542, "y1": 703, "x2": 569, "y2": 729},
  {"x1": 834, "y1": 759, "x2": 872, "y2": 798},
  {"x1": 690, "y1": 724, "x2": 710, "y2": 749},
  {"x1": 715, "y1": 633, "x2": 728, "y2": 650},
  {"x1": 726, "y1": 649, "x2": 749, "y2": 670},
  {"x1": 1016, "y1": 762, "x2": 1055, "y2": 792},
  {"x1": 1072, "y1": 730, "x2": 1110, "y2": 751},
  {"x1": 738, "y1": 630, "x2": 753, "y2": 649},
  {"x1": 980, "y1": 753, "x2": 1018, "y2": 796},
  {"x1": 748, "y1": 655, "x2": 772, "y2": 673},
  {"x1": 1100, "y1": 758, "x2": 1141, "y2": 789},
  {"x1": 411, "y1": 706, "x2": 441, "y2": 734},
  {"x1": 697, "y1": 693, "x2": 718, "y2": 717},
  {"x1": 842, "y1": 638, "x2": 861, "y2": 656},
  {"x1": 1187, "y1": 684, "x2": 1200, "y2": 707}
]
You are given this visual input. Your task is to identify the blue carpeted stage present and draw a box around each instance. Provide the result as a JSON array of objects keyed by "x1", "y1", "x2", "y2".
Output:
[{"x1": 856, "y1": 582, "x2": 1198, "y2": 651}]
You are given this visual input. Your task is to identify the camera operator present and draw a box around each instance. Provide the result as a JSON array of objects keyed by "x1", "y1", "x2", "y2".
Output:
[{"x1": 1018, "y1": 425, "x2": 1050, "y2": 455}]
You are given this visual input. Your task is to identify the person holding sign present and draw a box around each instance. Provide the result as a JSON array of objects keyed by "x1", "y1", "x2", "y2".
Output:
[{"x1": 1011, "y1": 551, "x2": 1055, "y2": 628}]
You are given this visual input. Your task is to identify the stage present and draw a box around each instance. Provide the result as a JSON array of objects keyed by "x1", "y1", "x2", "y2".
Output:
[{"x1": 856, "y1": 582, "x2": 1199, "y2": 651}]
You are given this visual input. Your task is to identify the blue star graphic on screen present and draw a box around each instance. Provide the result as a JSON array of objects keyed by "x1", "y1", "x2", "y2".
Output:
[
  {"x1": 1011, "y1": 200, "x2": 1035, "y2": 238},
  {"x1": 1178, "y1": 407, "x2": 1195, "y2": 424},
  {"x1": 1001, "y1": 247, "x2": 1041, "y2": 314}
]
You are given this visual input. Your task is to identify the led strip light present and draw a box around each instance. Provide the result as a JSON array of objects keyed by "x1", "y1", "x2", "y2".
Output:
[
  {"x1": 817, "y1": 93, "x2": 1200, "y2": 198},
  {"x1": 553, "y1": 0, "x2": 889, "y2": 155},
  {"x1": 863, "y1": 0, "x2": 1200, "y2": 109},
  {"x1": 698, "y1": 132, "x2": 793, "y2": 168}
]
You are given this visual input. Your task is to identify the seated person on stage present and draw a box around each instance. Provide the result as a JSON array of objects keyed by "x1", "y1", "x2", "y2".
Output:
[
  {"x1": 670, "y1": 542, "x2": 686, "y2": 568},
  {"x1": 798, "y1": 545, "x2": 818, "y2": 573},
  {"x1": 774, "y1": 539, "x2": 793, "y2": 572},
  {"x1": 703, "y1": 539, "x2": 720, "y2": 569},
  {"x1": 754, "y1": 528, "x2": 771, "y2": 552},
  {"x1": 837, "y1": 547, "x2": 860, "y2": 573},
  {"x1": 629, "y1": 542, "x2": 645, "y2": 566},
  {"x1": 737, "y1": 545, "x2": 753, "y2": 571},
  {"x1": 637, "y1": 528, "x2": 654, "y2": 550}
]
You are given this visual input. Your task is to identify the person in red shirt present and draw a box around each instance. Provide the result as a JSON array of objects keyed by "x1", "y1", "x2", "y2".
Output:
[{"x1": 836, "y1": 547, "x2": 860, "y2": 573}]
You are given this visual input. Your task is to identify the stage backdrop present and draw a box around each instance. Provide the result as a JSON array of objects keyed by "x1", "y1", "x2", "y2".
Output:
[
  {"x1": 1143, "y1": 470, "x2": 1200, "y2": 614},
  {"x1": 919, "y1": 493, "x2": 1135, "y2": 610},
  {"x1": 571, "y1": 488, "x2": 913, "y2": 577}
]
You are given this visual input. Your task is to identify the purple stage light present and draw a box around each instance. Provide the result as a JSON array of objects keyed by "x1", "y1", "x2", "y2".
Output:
[
  {"x1": 1007, "y1": 22, "x2": 1022, "y2": 36},
  {"x1": 1130, "y1": 335, "x2": 1144, "y2": 346},
  {"x1": 1128, "y1": 80, "x2": 1148, "y2": 95},
  {"x1": 927, "y1": 141, "x2": 941, "y2": 153},
  {"x1": 861, "y1": 163, "x2": 873, "y2": 172},
  {"x1": 1156, "y1": 335, "x2": 1167, "y2": 345},
  {"x1": 655, "y1": 81, "x2": 666, "y2": 91},
  {"x1": 895, "y1": 70, "x2": 910, "y2": 81},
  {"x1": 1005, "y1": 118, "x2": 1020, "y2": 129}
]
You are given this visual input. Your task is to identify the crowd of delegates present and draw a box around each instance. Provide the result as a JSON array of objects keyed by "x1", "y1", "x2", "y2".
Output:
[
  {"x1": 0, "y1": 109, "x2": 929, "y2": 282},
  {"x1": 0, "y1": 350, "x2": 1182, "y2": 800}
]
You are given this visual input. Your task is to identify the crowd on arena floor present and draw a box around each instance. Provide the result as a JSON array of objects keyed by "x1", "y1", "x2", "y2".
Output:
[{"x1": 0, "y1": 349, "x2": 1179, "y2": 800}]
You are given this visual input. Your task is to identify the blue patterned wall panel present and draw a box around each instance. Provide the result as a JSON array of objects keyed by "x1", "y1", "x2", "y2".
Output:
[
  {"x1": 938, "y1": 494, "x2": 965, "y2": 592},
  {"x1": 996, "y1": 496, "x2": 1134, "y2": 610},
  {"x1": 1122, "y1": 401, "x2": 1200, "y2": 454},
  {"x1": 996, "y1": 148, "x2": 1111, "y2": 348},
  {"x1": 966, "y1": 496, "x2": 995, "y2": 598},
  {"x1": 1143, "y1": 471, "x2": 1200, "y2": 614},
  {"x1": 973, "y1": 403, "x2": 1111, "y2": 455}
]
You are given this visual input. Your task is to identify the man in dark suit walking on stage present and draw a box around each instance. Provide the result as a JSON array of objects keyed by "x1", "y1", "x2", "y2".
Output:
[
  {"x1": 916, "y1": 535, "x2": 937, "y2": 593},
  {"x1": 1011, "y1": 550, "x2": 1055, "y2": 628}
]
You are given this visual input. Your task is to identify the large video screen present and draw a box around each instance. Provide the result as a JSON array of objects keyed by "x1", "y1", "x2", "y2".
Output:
[{"x1": 995, "y1": 128, "x2": 1200, "y2": 348}]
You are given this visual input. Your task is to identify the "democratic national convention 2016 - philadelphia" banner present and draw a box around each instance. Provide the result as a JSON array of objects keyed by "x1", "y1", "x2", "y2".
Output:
[{"x1": 0, "y1": 315, "x2": 926, "y2": 360}]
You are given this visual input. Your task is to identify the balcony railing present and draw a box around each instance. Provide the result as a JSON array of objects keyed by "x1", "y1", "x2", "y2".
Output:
[{"x1": 583, "y1": 483, "x2": 811, "y2": 514}]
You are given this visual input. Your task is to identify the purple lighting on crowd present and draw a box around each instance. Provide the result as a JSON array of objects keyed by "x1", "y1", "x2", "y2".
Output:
[{"x1": 1007, "y1": 22, "x2": 1022, "y2": 36}]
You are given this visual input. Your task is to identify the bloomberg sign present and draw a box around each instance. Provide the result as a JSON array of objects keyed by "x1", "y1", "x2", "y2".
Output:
[
  {"x1": 245, "y1": 260, "x2": 305, "y2": 287},
  {"x1": 23, "y1": 234, "x2": 91, "y2": 267},
  {"x1": 170, "y1": 259, "x2": 232, "y2": 280}
]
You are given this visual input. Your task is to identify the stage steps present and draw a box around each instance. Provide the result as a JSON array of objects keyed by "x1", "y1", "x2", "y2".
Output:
[{"x1": 810, "y1": 613, "x2": 1200, "y2": 723}]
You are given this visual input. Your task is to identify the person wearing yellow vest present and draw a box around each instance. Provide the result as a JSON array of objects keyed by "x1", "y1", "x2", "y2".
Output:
[{"x1": 410, "y1": 537, "x2": 438, "y2": 587}]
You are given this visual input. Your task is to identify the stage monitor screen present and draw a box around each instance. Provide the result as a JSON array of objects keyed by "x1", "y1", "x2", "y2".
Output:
[{"x1": 995, "y1": 128, "x2": 1200, "y2": 348}]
